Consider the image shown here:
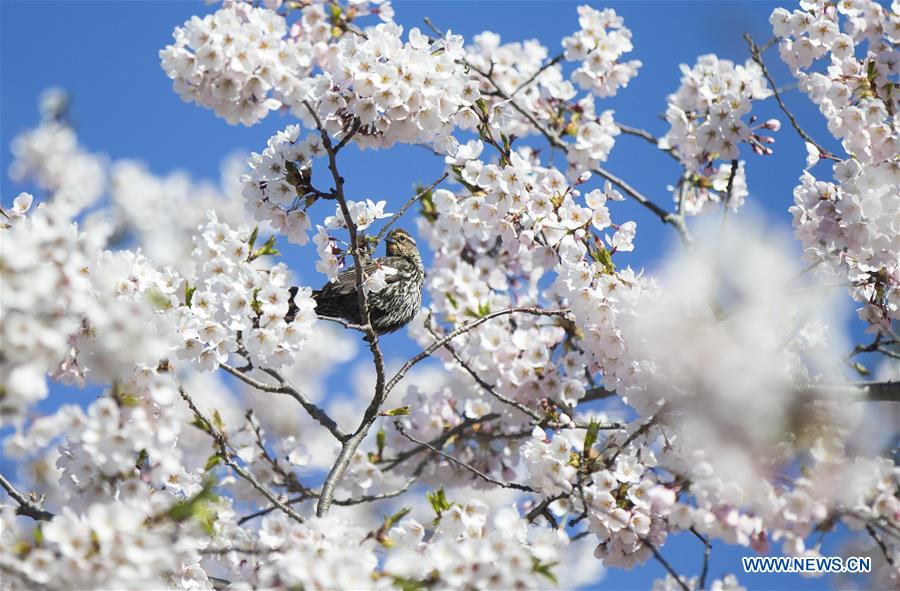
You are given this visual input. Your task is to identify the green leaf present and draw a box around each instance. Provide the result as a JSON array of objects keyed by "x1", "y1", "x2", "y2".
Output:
[
  {"x1": 376, "y1": 428, "x2": 386, "y2": 457},
  {"x1": 166, "y1": 478, "x2": 219, "y2": 536},
  {"x1": 204, "y1": 454, "x2": 221, "y2": 472},
  {"x1": 592, "y1": 245, "x2": 615, "y2": 275},
  {"x1": 476, "y1": 301, "x2": 491, "y2": 318},
  {"x1": 383, "y1": 507, "x2": 411, "y2": 530},
  {"x1": 212, "y1": 410, "x2": 224, "y2": 431},
  {"x1": 144, "y1": 287, "x2": 172, "y2": 311},
  {"x1": 426, "y1": 487, "x2": 452, "y2": 519},
  {"x1": 852, "y1": 362, "x2": 870, "y2": 377},
  {"x1": 419, "y1": 190, "x2": 438, "y2": 223},
  {"x1": 32, "y1": 524, "x2": 44, "y2": 545},
  {"x1": 445, "y1": 292, "x2": 458, "y2": 309},
  {"x1": 250, "y1": 235, "x2": 280, "y2": 260},
  {"x1": 390, "y1": 576, "x2": 427, "y2": 591},
  {"x1": 184, "y1": 283, "x2": 196, "y2": 307},
  {"x1": 118, "y1": 393, "x2": 140, "y2": 407},
  {"x1": 532, "y1": 558, "x2": 559, "y2": 585},
  {"x1": 190, "y1": 417, "x2": 209, "y2": 432},
  {"x1": 382, "y1": 406, "x2": 411, "y2": 417},
  {"x1": 135, "y1": 449, "x2": 149, "y2": 467},
  {"x1": 247, "y1": 226, "x2": 259, "y2": 251},
  {"x1": 583, "y1": 419, "x2": 600, "y2": 457}
]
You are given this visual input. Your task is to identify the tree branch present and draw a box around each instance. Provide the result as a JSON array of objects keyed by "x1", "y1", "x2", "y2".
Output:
[
  {"x1": 457, "y1": 43, "x2": 692, "y2": 245},
  {"x1": 381, "y1": 413, "x2": 500, "y2": 471},
  {"x1": 220, "y1": 362, "x2": 348, "y2": 441},
  {"x1": 646, "y1": 540, "x2": 692, "y2": 591},
  {"x1": 800, "y1": 380, "x2": 900, "y2": 403},
  {"x1": 690, "y1": 527, "x2": 712, "y2": 590},
  {"x1": 177, "y1": 386, "x2": 305, "y2": 525},
  {"x1": 384, "y1": 307, "x2": 572, "y2": 398},
  {"x1": 424, "y1": 317, "x2": 544, "y2": 421},
  {"x1": 743, "y1": 33, "x2": 839, "y2": 161},
  {"x1": 509, "y1": 52, "x2": 565, "y2": 98},
  {"x1": 372, "y1": 171, "x2": 449, "y2": 248},
  {"x1": 303, "y1": 100, "x2": 389, "y2": 518},
  {"x1": 592, "y1": 166, "x2": 692, "y2": 246},
  {"x1": 237, "y1": 459, "x2": 430, "y2": 525},
  {"x1": 0, "y1": 472, "x2": 53, "y2": 521},
  {"x1": 395, "y1": 422, "x2": 535, "y2": 492}
]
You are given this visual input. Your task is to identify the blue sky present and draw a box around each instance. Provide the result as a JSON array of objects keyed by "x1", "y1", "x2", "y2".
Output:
[{"x1": 0, "y1": 1, "x2": 874, "y2": 589}]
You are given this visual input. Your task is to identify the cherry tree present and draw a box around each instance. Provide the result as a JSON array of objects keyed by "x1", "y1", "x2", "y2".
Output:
[{"x1": 1, "y1": 1, "x2": 898, "y2": 589}]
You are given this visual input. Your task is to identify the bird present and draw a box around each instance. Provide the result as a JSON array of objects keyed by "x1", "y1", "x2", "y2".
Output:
[{"x1": 287, "y1": 228, "x2": 424, "y2": 335}]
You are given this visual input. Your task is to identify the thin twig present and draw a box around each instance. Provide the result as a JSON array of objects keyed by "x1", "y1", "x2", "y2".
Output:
[
  {"x1": 372, "y1": 172, "x2": 449, "y2": 248},
  {"x1": 395, "y1": 422, "x2": 535, "y2": 492},
  {"x1": 646, "y1": 540, "x2": 692, "y2": 591},
  {"x1": 0, "y1": 473, "x2": 53, "y2": 521},
  {"x1": 381, "y1": 413, "x2": 500, "y2": 471},
  {"x1": 220, "y1": 362, "x2": 348, "y2": 441},
  {"x1": 605, "y1": 407, "x2": 667, "y2": 464},
  {"x1": 424, "y1": 318, "x2": 543, "y2": 421},
  {"x1": 616, "y1": 123, "x2": 660, "y2": 146},
  {"x1": 384, "y1": 307, "x2": 572, "y2": 398},
  {"x1": 690, "y1": 527, "x2": 712, "y2": 590},
  {"x1": 525, "y1": 494, "x2": 565, "y2": 525},
  {"x1": 509, "y1": 52, "x2": 565, "y2": 98},
  {"x1": 581, "y1": 386, "x2": 618, "y2": 402},
  {"x1": 800, "y1": 380, "x2": 900, "y2": 403},
  {"x1": 876, "y1": 347, "x2": 900, "y2": 360},
  {"x1": 333, "y1": 119, "x2": 362, "y2": 152},
  {"x1": 237, "y1": 471, "x2": 422, "y2": 526},
  {"x1": 616, "y1": 123, "x2": 680, "y2": 162},
  {"x1": 453, "y1": 35, "x2": 692, "y2": 245},
  {"x1": 866, "y1": 524, "x2": 897, "y2": 568},
  {"x1": 178, "y1": 386, "x2": 305, "y2": 525},
  {"x1": 743, "y1": 33, "x2": 839, "y2": 161},
  {"x1": 317, "y1": 314, "x2": 368, "y2": 332},
  {"x1": 593, "y1": 166, "x2": 692, "y2": 246},
  {"x1": 303, "y1": 100, "x2": 389, "y2": 518}
]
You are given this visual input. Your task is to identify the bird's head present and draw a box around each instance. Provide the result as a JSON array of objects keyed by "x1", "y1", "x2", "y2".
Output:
[{"x1": 385, "y1": 228, "x2": 419, "y2": 258}]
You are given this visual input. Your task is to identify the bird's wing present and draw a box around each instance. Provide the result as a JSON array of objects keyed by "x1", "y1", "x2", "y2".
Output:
[{"x1": 315, "y1": 257, "x2": 407, "y2": 298}]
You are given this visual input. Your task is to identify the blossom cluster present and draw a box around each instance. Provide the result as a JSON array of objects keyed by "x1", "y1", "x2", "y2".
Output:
[
  {"x1": 241, "y1": 124, "x2": 323, "y2": 245},
  {"x1": 297, "y1": 23, "x2": 473, "y2": 150},
  {"x1": 192, "y1": 498, "x2": 568, "y2": 590},
  {"x1": 8, "y1": 93, "x2": 106, "y2": 213},
  {"x1": 521, "y1": 427, "x2": 678, "y2": 569},
  {"x1": 660, "y1": 54, "x2": 779, "y2": 214},
  {"x1": 464, "y1": 31, "x2": 572, "y2": 140},
  {"x1": 174, "y1": 213, "x2": 317, "y2": 371},
  {"x1": 241, "y1": 123, "x2": 393, "y2": 283},
  {"x1": 3, "y1": 1, "x2": 899, "y2": 589},
  {"x1": 160, "y1": 4, "x2": 312, "y2": 126},
  {"x1": 0, "y1": 199, "x2": 175, "y2": 423},
  {"x1": 385, "y1": 503, "x2": 568, "y2": 589},
  {"x1": 1, "y1": 501, "x2": 188, "y2": 589},
  {"x1": 464, "y1": 8, "x2": 636, "y2": 179},
  {"x1": 562, "y1": 6, "x2": 641, "y2": 99},
  {"x1": 108, "y1": 158, "x2": 248, "y2": 273},
  {"x1": 773, "y1": 0, "x2": 900, "y2": 327}
]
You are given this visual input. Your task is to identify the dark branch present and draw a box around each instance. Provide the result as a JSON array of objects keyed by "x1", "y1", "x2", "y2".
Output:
[
  {"x1": 743, "y1": 33, "x2": 839, "y2": 162},
  {"x1": 0, "y1": 473, "x2": 53, "y2": 521}
]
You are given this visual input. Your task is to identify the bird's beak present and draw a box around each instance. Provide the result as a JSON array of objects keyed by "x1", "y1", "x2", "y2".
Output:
[{"x1": 385, "y1": 237, "x2": 396, "y2": 245}]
